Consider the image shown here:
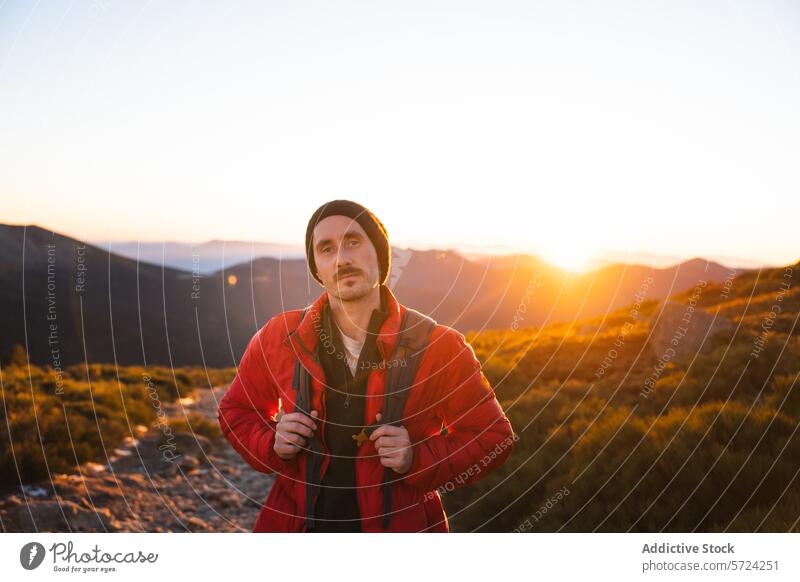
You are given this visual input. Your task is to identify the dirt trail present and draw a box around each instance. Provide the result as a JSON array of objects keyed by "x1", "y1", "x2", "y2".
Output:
[{"x1": 0, "y1": 385, "x2": 274, "y2": 532}]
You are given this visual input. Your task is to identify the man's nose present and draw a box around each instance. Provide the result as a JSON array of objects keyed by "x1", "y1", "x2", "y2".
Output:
[{"x1": 335, "y1": 247, "x2": 354, "y2": 266}]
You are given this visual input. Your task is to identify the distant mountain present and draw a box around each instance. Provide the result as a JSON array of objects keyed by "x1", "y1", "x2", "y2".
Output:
[
  {"x1": 390, "y1": 251, "x2": 743, "y2": 333},
  {"x1": 1, "y1": 223, "x2": 755, "y2": 367},
  {"x1": 100, "y1": 240, "x2": 306, "y2": 274},
  {"x1": 0, "y1": 225, "x2": 267, "y2": 367}
]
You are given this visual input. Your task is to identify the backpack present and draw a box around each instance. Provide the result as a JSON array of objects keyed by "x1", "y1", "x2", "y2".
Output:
[{"x1": 290, "y1": 304, "x2": 437, "y2": 531}]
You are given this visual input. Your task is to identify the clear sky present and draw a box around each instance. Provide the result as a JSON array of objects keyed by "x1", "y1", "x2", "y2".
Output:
[{"x1": 1, "y1": 0, "x2": 799, "y2": 270}]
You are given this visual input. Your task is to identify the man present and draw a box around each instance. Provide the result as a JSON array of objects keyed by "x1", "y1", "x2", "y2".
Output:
[{"x1": 217, "y1": 200, "x2": 514, "y2": 532}]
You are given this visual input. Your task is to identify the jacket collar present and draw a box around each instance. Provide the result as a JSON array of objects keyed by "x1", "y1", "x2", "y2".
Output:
[{"x1": 285, "y1": 283, "x2": 404, "y2": 363}]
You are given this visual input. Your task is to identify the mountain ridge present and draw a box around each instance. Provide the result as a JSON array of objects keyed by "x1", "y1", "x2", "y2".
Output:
[{"x1": 2, "y1": 222, "x2": 785, "y2": 368}]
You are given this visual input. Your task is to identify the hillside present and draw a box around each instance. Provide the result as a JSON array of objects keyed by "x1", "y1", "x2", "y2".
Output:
[{"x1": 447, "y1": 259, "x2": 799, "y2": 531}]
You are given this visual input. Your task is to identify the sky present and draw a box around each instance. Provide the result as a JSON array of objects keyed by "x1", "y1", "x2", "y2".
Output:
[{"x1": 1, "y1": 0, "x2": 799, "y2": 271}]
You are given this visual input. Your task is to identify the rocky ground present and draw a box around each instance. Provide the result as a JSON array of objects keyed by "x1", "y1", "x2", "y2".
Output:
[{"x1": 0, "y1": 385, "x2": 274, "y2": 532}]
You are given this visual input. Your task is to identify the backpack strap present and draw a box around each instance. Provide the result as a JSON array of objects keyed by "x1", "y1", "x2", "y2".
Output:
[
  {"x1": 289, "y1": 306, "x2": 324, "y2": 531},
  {"x1": 291, "y1": 305, "x2": 437, "y2": 531},
  {"x1": 377, "y1": 307, "x2": 437, "y2": 427}
]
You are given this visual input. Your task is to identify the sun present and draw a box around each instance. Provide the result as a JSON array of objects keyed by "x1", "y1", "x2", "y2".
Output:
[
  {"x1": 507, "y1": 224, "x2": 598, "y2": 273},
  {"x1": 540, "y1": 244, "x2": 594, "y2": 272}
]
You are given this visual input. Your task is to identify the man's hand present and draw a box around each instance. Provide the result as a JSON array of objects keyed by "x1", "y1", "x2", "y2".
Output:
[
  {"x1": 369, "y1": 413, "x2": 413, "y2": 474},
  {"x1": 274, "y1": 410, "x2": 319, "y2": 460}
]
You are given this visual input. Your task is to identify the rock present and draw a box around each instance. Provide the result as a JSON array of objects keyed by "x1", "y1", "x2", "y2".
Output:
[
  {"x1": 68, "y1": 505, "x2": 122, "y2": 532},
  {"x1": 109, "y1": 436, "x2": 181, "y2": 476},
  {"x1": 79, "y1": 484, "x2": 121, "y2": 504},
  {"x1": 178, "y1": 455, "x2": 200, "y2": 470},
  {"x1": 12, "y1": 501, "x2": 69, "y2": 531},
  {"x1": 11, "y1": 500, "x2": 122, "y2": 532},
  {"x1": 201, "y1": 487, "x2": 241, "y2": 508},
  {"x1": 21, "y1": 485, "x2": 49, "y2": 498},
  {"x1": 218, "y1": 493, "x2": 241, "y2": 508},
  {"x1": 170, "y1": 432, "x2": 213, "y2": 458},
  {"x1": 185, "y1": 516, "x2": 208, "y2": 532},
  {"x1": 118, "y1": 473, "x2": 147, "y2": 486}
]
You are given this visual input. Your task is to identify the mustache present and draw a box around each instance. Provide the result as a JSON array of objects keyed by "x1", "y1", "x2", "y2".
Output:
[{"x1": 336, "y1": 268, "x2": 361, "y2": 280}]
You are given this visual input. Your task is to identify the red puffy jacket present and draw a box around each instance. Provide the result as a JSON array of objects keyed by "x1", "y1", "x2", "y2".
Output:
[{"x1": 217, "y1": 285, "x2": 514, "y2": 532}]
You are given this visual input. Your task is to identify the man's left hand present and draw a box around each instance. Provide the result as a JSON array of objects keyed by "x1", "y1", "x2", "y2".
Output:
[{"x1": 369, "y1": 413, "x2": 413, "y2": 474}]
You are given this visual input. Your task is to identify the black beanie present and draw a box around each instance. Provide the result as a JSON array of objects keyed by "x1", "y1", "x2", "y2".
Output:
[{"x1": 305, "y1": 200, "x2": 391, "y2": 286}]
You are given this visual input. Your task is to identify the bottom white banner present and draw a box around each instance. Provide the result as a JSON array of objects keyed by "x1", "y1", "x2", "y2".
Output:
[{"x1": 1, "y1": 533, "x2": 796, "y2": 581}]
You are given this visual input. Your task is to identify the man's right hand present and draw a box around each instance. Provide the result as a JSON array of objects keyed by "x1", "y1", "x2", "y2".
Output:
[{"x1": 274, "y1": 410, "x2": 319, "y2": 460}]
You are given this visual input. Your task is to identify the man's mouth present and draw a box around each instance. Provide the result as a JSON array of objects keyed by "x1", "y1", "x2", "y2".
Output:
[{"x1": 339, "y1": 272, "x2": 359, "y2": 281}]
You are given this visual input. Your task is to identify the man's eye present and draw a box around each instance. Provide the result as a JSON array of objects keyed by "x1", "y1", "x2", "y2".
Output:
[{"x1": 322, "y1": 247, "x2": 331, "y2": 253}]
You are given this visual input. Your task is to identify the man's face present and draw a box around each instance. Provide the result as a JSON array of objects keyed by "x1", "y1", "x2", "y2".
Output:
[{"x1": 311, "y1": 215, "x2": 380, "y2": 302}]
